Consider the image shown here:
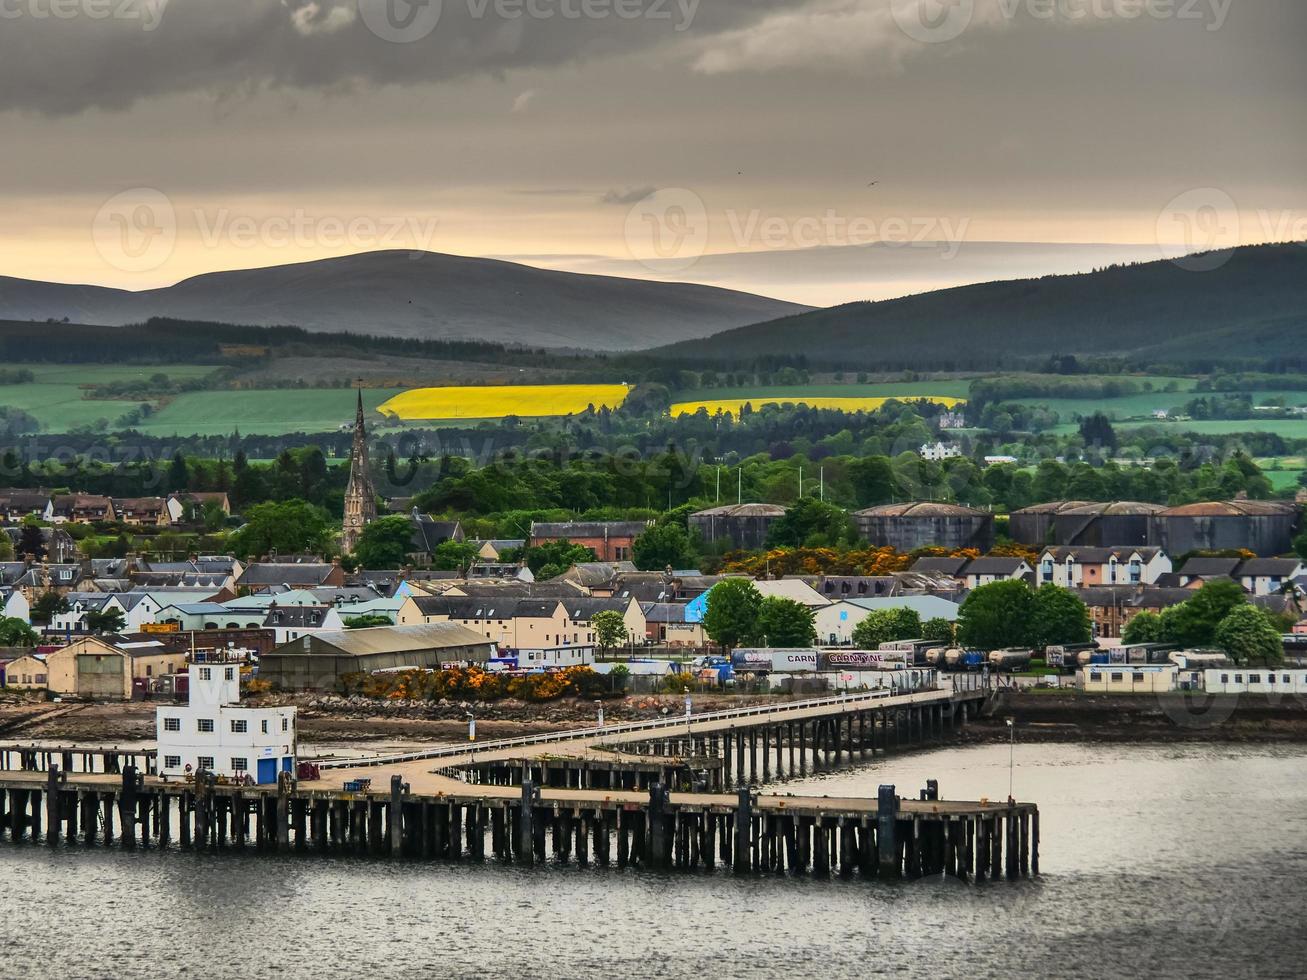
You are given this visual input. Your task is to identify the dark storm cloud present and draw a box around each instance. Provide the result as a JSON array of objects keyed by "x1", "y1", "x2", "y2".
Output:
[{"x1": 0, "y1": 0, "x2": 798, "y2": 114}]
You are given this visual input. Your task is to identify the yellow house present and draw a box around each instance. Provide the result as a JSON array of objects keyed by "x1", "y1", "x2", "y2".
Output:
[
  {"x1": 397, "y1": 596, "x2": 646, "y2": 651},
  {"x1": 5, "y1": 653, "x2": 49, "y2": 691},
  {"x1": 45, "y1": 636, "x2": 184, "y2": 701}
]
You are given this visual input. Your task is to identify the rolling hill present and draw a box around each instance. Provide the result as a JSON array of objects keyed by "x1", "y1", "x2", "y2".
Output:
[
  {"x1": 649, "y1": 243, "x2": 1307, "y2": 369},
  {"x1": 0, "y1": 250, "x2": 809, "y2": 351}
]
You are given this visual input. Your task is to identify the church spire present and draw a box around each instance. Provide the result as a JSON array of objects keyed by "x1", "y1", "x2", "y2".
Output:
[{"x1": 341, "y1": 384, "x2": 377, "y2": 554}]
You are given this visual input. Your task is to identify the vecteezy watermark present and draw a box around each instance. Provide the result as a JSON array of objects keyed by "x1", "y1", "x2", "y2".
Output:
[
  {"x1": 356, "y1": 0, "x2": 444, "y2": 42},
  {"x1": 623, "y1": 187, "x2": 710, "y2": 273},
  {"x1": 891, "y1": 0, "x2": 977, "y2": 44},
  {"x1": 1156, "y1": 187, "x2": 1241, "y2": 273},
  {"x1": 0, "y1": 0, "x2": 170, "y2": 30},
  {"x1": 1157, "y1": 189, "x2": 1307, "y2": 273},
  {"x1": 725, "y1": 209, "x2": 971, "y2": 256},
  {"x1": 623, "y1": 188, "x2": 971, "y2": 273},
  {"x1": 91, "y1": 187, "x2": 440, "y2": 273},
  {"x1": 357, "y1": 0, "x2": 699, "y2": 43},
  {"x1": 92, "y1": 188, "x2": 178, "y2": 275},
  {"x1": 891, "y1": 0, "x2": 1232, "y2": 45}
]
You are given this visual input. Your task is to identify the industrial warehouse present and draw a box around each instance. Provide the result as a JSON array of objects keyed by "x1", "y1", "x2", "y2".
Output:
[{"x1": 258, "y1": 623, "x2": 495, "y2": 691}]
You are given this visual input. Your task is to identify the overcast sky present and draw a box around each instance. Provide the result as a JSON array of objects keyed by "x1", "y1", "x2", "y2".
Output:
[{"x1": 1, "y1": 0, "x2": 1303, "y2": 304}]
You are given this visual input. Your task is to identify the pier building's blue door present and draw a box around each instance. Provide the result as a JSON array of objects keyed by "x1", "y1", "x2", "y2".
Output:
[{"x1": 257, "y1": 758, "x2": 277, "y2": 784}]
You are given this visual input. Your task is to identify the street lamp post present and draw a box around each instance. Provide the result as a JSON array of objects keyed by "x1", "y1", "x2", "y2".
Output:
[
  {"x1": 596, "y1": 700, "x2": 604, "y2": 729},
  {"x1": 467, "y1": 710, "x2": 477, "y2": 743},
  {"x1": 1006, "y1": 716, "x2": 1016, "y2": 801}
]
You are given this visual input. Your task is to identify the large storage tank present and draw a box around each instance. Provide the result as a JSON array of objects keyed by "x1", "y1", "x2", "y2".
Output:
[
  {"x1": 853, "y1": 502, "x2": 994, "y2": 553},
  {"x1": 689, "y1": 503, "x2": 787, "y2": 551},
  {"x1": 1150, "y1": 500, "x2": 1300, "y2": 557},
  {"x1": 1008, "y1": 501, "x2": 1092, "y2": 546},
  {"x1": 1052, "y1": 501, "x2": 1165, "y2": 547}
]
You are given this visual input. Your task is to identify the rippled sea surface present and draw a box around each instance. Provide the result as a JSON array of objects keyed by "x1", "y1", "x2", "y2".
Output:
[{"x1": 2, "y1": 743, "x2": 1305, "y2": 980}]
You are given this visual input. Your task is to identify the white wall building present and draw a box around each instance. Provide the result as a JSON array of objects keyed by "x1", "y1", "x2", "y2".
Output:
[
  {"x1": 156, "y1": 662, "x2": 297, "y2": 784},
  {"x1": 1204, "y1": 667, "x2": 1307, "y2": 695},
  {"x1": 920, "y1": 441, "x2": 963, "y2": 462}
]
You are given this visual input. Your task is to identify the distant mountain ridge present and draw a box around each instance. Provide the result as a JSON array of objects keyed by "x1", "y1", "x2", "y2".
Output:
[
  {"x1": 648, "y1": 243, "x2": 1307, "y2": 369},
  {"x1": 0, "y1": 250, "x2": 810, "y2": 351}
]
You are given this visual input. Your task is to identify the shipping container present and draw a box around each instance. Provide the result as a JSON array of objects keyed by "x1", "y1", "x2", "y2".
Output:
[
  {"x1": 818, "y1": 649, "x2": 907, "y2": 671},
  {"x1": 731, "y1": 648, "x2": 820, "y2": 673}
]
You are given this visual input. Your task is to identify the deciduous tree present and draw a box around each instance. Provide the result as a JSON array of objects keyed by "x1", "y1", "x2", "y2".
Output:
[
  {"x1": 957, "y1": 580, "x2": 1036, "y2": 651},
  {"x1": 755, "y1": 596, "x2": 817, "y2": 647},
  {"x1": 702, "y1": 578, "x2": 762, "y2": 651},
  {"x1": 1214, "y1": 605, "x2": 1284, "y2": 666}
]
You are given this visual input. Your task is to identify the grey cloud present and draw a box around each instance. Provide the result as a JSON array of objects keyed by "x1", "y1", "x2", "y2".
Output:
[{"x1": 0, "y1": 0, "x2": 799, "y2": 115}]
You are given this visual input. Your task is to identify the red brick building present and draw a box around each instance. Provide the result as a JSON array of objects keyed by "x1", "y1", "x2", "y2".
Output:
[{"x1": 528, "y1": 521, "x2": 651, "y2": 563}]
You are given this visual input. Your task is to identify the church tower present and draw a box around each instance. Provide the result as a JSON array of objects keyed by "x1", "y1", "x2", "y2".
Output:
[{"x1": 341, "y1": 390, "x2": 377, "y2": 554}]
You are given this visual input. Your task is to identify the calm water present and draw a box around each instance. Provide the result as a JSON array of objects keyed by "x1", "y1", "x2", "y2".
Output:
[{"x1": 1, "y1": 744, "x2": 1304, "y2": 979}]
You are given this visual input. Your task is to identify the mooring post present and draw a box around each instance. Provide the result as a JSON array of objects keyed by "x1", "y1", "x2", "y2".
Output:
[
  {"x1": 119, "y1": 766, "x2": 138, "y2": 849},
  {"x1": 388, "y1": 775, "x2": 404, "y2": 858},
  {"x1": 733, "y1": 787, "x2": 751, "y2": 874},
  {"x1": 648, "y1": 783, "x2": 668, "y2": 869},
  {"x1": 276, "y1": 773, "x2": 291, "y2": 852},
  {"x1": 517, "y1": 780, "x2": 536, "y2": 864},
  {"x1": 1031, "y1": 809, "x2": 1040, "y2": 875},
  {"x1": 877, "y1": 784, "x2": 898, "y2": 878},
  {"x1": 46, "y1": 765, "x2": 60, "y2": 847}
]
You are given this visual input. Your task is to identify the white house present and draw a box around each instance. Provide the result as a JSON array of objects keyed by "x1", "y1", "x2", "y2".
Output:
[
  {"x1": 919, "y1": 441, "x2": 963, "y2": 462},
  {"x1": 156, "y1": 662, "x2": 297, "y2": 784},
  {"x1": 816, "y1": 596, "x2": 962, "y2": 647},
  {"x1": 261, "y1": 604, "x2": 345, "y2": 645},
  {"x1": 2, "y1": 587, "x2": 31, "y2": 624},
  {"x1": 1037, "y1": 547, "x2": 1172, "y2": 589},
  {"x1": 1235, "y1": 559, "x2": 1305, "y2": 597}
]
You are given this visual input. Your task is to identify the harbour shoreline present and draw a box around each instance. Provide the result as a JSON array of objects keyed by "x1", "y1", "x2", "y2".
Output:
[{"x1": 4, "y1": 689, "x2": 1306, "y2": 748}]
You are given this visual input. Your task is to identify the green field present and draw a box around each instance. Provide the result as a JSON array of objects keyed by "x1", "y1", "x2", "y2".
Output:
[
  {"x1": 1052, "y1": 418, "x2": 1307, "y2": 438},
  {"x1": 678, "y1": 381, "x2": 974, "y2": 402},
  {"x1": 0, "y1": 384, "x2": 144, "y2": 431},
  {"x1": 6, "y1": 364, "x2": 219, "y2": 384},
  {"x1": 134, "y1": 389, "x2": 409, "y2": 436},
  {"x1": 1263, "y1": 469, "x2": 1305, "y2": 491}
]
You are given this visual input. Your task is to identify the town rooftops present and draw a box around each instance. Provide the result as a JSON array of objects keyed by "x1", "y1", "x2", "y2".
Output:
[
  {"x1": 0, "y1": 490, "x2": 51, "y2": 512},
  {"x1": 1177, "y1": 557, "x2": 1244, "y2": 578},
  {"x1": 530, "y1": 521, "x2": 650, "y2": 538},
  {"x1": 1041, "y1": 546, "x2": 1165, "y2": 562},
  {"x1": 961, "y1": 557, "x2": 1030, "y2": 576},
  {"x1": 236, "y1": 562, "x2": 340, "y2": 587},
  {"x1": 811, "y1": 575, "x2": 899, "y2": 598},
  {"x1": 291, "y1": 623, "x2": 492, "y2": 658},
  {"x1": 910, "y1": 556, "x2": 970, "y2": 577},
  {"x1": 1238, "y1": 558, "x2": 1303, "y2": 576},
  {"x1": 640, "y1": 602, "x2": 691, "y2": 624}
]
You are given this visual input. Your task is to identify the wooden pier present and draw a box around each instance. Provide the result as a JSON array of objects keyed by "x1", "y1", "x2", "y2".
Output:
[
  {"x1": 0, "y1": 680, "x2": 1038, "y2": 881},
  {"x1": 0, "y1": 766, "x2": 1037, "y2": 880}
]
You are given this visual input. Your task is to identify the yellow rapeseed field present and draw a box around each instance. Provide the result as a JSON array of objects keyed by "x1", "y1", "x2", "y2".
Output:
[
  {"x1": 669, "y1": 396, "x2": 965, "y2": 417},
  {"x1": 378, "y1": 384, "x2": 631, "y2": 420}
]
